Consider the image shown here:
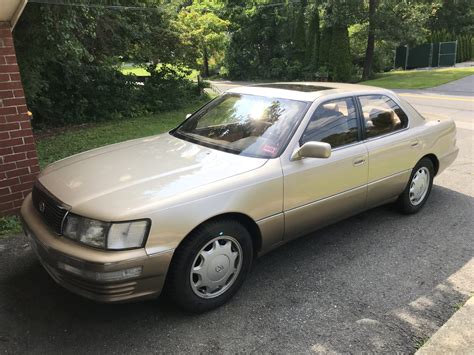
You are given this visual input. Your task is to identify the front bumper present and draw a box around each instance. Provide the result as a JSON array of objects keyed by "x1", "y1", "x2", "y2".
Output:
[{"x1": 21, "y1": 194, "x2": 174, "y2": 303}]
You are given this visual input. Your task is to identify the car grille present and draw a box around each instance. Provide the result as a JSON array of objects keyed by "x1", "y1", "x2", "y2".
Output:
[{"x1": 32, "y1": 183, "x2": 69, "y2": 234}]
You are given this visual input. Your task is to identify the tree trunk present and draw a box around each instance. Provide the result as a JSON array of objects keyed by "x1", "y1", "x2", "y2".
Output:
[
  {"x1": 306, "y1": 3, "x2": 320, "y2": 68},
  {"x1": 294, "y1": 0, "x2": 308, "y2": 63},
  {"x1": 362, "y1": 0, "x2": 377, "y2": 80},
  {"x1": 203, "y1": 47, "x2": 210, "y2": 78}
]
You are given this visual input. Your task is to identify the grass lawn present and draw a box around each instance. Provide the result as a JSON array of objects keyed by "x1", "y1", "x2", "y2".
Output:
[
  {"x1": 35, "y1": 97, "x2": 210, "y2": 169},
  {"x1": 120, "y1": 66, "x2": 150, "y2": 76},
  {"x1": 120, "y1": 64, "x2": 200, "y2": 81},
  {"x1": 361, "y1": 67, "x2": 474, "y2": 89}
]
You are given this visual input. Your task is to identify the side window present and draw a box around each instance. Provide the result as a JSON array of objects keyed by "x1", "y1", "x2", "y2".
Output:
[
  {"x1": 300, "y1": 97, "x2": 359, "y2": 148},
  {"x1": 358, "y1": 95, "x2": 409, "y2": 138}
]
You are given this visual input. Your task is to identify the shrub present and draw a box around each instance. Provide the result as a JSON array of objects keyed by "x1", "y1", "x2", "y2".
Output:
[
  {"x1": 14, "y1": 3, "x2": 202, "y2": 129},
  {"x1": 139, "y1": 65, "x2": 200, "y2": 112},
  {"x1": 28, "y1": 63, "x2": 143, "y2": 127}
]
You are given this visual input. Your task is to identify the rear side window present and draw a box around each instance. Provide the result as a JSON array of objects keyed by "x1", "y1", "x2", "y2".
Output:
[
  {"x1": 300, "y1": 97, "x2": 359, "y2": 148},
  {"x1": 358, "y1": 95, "x2": 409, "y2": 138}
]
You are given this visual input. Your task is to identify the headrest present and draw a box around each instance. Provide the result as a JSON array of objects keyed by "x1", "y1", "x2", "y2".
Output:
[
  {"x1": 322, "y1": 103, "x2": 339, "y2": 112},
  {"x1": 370, "y1": 109, "x2": 394, "y2": 128},
  {"x1": 318, "y1": 103, "x2": 342, "y2": 118}
]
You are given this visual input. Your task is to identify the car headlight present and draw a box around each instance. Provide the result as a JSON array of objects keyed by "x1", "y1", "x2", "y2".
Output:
[
  {"x1": 63, "y1": 214, "x2": 150, "y2": 250},
  {"x1": 107, "y1": 220, "x2": 149, "y2": 250},
  {"x1": 63, "y1": 214, "x2": 109, "y2": 248}
]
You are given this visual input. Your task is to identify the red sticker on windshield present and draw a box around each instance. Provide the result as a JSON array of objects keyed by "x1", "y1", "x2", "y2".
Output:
[{"x1": 262, "y1": 144, "x2": 278, "y2": 155}]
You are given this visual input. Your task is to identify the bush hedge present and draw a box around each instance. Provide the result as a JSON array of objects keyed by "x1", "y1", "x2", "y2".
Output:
[{"x1": 13, "y1": 3, "x2": 203, "y2": 129}]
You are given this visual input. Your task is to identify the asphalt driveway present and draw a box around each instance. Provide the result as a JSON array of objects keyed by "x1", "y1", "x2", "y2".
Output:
[{"x1": 1, "y1": 79, "x2": 473, "y2": 353}]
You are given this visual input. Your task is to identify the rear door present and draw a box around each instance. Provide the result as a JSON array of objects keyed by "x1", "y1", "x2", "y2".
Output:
[{"x1": 357, "y1": 94, "x2": 419, "y2": 208}]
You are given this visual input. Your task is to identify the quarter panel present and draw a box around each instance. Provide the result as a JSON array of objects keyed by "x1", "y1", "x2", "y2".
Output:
[{"x1": 418, "y1": 120, "x2": 458, "y2": 175}]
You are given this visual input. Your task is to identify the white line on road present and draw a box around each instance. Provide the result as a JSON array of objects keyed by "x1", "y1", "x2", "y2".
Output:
[{"x1": 399, "y1": 93, "x2": 474, "y2": 103}]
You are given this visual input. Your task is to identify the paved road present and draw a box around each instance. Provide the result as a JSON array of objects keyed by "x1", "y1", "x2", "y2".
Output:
[
  {"x1": 1, "y1": 79, "x2": 473, "y2": 353},
  {"x1": 428, "y1": 74, "x2": 474, "y2": 96}
]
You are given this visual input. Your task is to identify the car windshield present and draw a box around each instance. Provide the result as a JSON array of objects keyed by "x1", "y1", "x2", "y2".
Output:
[{"x1": 173, "y1": 94, "x2": 309, "y2": 158}]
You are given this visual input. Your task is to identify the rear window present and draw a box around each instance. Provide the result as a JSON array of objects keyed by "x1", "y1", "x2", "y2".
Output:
[{"x1": 358, "y1": 95, "x2": 409, "y2": 138}]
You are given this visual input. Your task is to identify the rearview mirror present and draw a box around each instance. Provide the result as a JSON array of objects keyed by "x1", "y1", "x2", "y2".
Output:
[
  {"x1": 291, "y1": 141, "x2": 331, "y2": 160},
  {"x1": 186, "y1": 113, "x2": 192, "y2": 119}
]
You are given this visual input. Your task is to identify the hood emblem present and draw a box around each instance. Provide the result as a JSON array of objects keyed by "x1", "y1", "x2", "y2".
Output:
[{"x1": 39, "y1": 201, "x2": 46, "y2": 213}]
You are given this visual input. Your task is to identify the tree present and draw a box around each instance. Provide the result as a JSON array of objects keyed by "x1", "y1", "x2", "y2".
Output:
[
  {"x1": 347, "y1": 0, "x2": 435, "y2": 78},
  {"x1": 318, "y1": 26, "x2": 332, "y2": 70},
  {"x1": 224, "y1": 0, "x2": 290, "y2": 79},
  {"x1": 329, "y1": 26, "x2": 352, "y2": 81},
  {"x1": 375, "y1": 0, "x2": 432, "y2": 46},
  {"x1": 321, "y1": 0, "x2": 362, "y2": 81},
  {"x1": 293, "y1": 0, "x2": 308, "y2": 63},
  {"x1": 428, "y1": 0, "x2": 474, "y2": 35},
  {"x1": 176, "y1": 0, "x2": 230, "y2": 77},
  {"x1": 14, "y1": 2, "x2": 199, "y2": 127},
  {"x1": 306, "y1": 3, "x2": 320, "y2": 70},
  {"x1": 362, "y1": 0, "x2": 377, "y2": 80}
]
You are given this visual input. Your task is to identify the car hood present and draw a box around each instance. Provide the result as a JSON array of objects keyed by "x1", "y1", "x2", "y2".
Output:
[{"x1": 38, "y1": 133, "x2": 268, "y2": 220}]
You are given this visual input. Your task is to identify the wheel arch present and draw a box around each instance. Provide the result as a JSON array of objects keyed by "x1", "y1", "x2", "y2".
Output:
[
  {"x1": 421, "y1": 153, "x2": 439, "y2": 176},
  {"x1": 175, "y1": 212, "x2": 263, "y2": 256}
]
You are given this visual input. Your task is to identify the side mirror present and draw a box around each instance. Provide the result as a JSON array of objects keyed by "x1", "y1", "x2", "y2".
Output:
[
  {"x1": 291, "y1": 141, "x2": 332, "y2": 160},
  {"x1": 185, "y1": 113, "x2": 192, "y2": 119}
]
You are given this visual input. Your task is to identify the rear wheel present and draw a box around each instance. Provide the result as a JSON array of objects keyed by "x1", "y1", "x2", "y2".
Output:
[
  {"x1": 166, "y1": 219, "x2": 253, "y2": 313},
  {"x1": 396, "y1": 157, "x2": 434, "y2": 214}
]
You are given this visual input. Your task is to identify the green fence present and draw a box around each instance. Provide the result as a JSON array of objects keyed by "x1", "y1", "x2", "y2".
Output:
[
  {"x1": 394, "y1": 46, "x2": 408, "y2": 69},
  {"x1": 438, "y1": 42, "x2": 457, "y2": 66},
  {"x1": 429, "y1": 32, "x2": 473, "y2": 63},
  {"x1": 395, "y1": 41, "x2": 457, "y2": 70}
]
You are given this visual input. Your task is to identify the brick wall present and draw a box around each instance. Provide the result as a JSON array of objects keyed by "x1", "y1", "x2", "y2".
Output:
[{"x1": 0, "y1": 22, "x2": 39, "y2": 216}]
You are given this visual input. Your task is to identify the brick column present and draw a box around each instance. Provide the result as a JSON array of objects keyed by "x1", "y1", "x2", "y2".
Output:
[{"x1": 0, "y1": 22, "x2": 39, "y2": 216}]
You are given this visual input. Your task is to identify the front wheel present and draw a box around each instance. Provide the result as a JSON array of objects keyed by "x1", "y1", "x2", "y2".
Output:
[
  {"x1": 396, "y1": 157, "x2": 434, "y2": 214},
  {"x1": 165, "y1": 219, "x2": 253, "y2": 313}
]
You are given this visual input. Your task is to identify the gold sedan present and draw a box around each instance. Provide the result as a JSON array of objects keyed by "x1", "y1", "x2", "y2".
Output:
[{"x1": 21, "y1": 83, "x2": 458, "y2": 312}]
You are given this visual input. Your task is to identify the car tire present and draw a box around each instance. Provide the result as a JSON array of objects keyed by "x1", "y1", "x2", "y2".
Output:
[
  {"x1": 165, "y1": 219, "x2": 253, "y2": 313},
  {"x1": 396, "y1": 157, "x2": 434, "y2": 214}
]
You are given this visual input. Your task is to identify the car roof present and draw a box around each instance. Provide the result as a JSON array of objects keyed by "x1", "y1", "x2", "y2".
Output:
[{"x1": 226, "y1": 82, "x2": 394, "y2": 102}]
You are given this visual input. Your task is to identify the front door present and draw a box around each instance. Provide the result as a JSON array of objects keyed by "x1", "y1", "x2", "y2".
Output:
[{"x1": 281, "y1": 97, "x2": 369, "y2": 240}]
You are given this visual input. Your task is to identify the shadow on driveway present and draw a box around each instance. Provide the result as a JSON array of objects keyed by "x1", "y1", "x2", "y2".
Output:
[{"x1": 1, "y1": 185, "x2": 472, "y2": 353}]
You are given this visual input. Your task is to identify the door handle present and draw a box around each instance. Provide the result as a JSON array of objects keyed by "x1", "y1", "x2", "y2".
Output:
[
  {"x1": 411, "y1": 140, "x2": 420, "y2": 148},
  {"x1": 353, "y1": 157, "x2": 366, "y2": 166}
]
